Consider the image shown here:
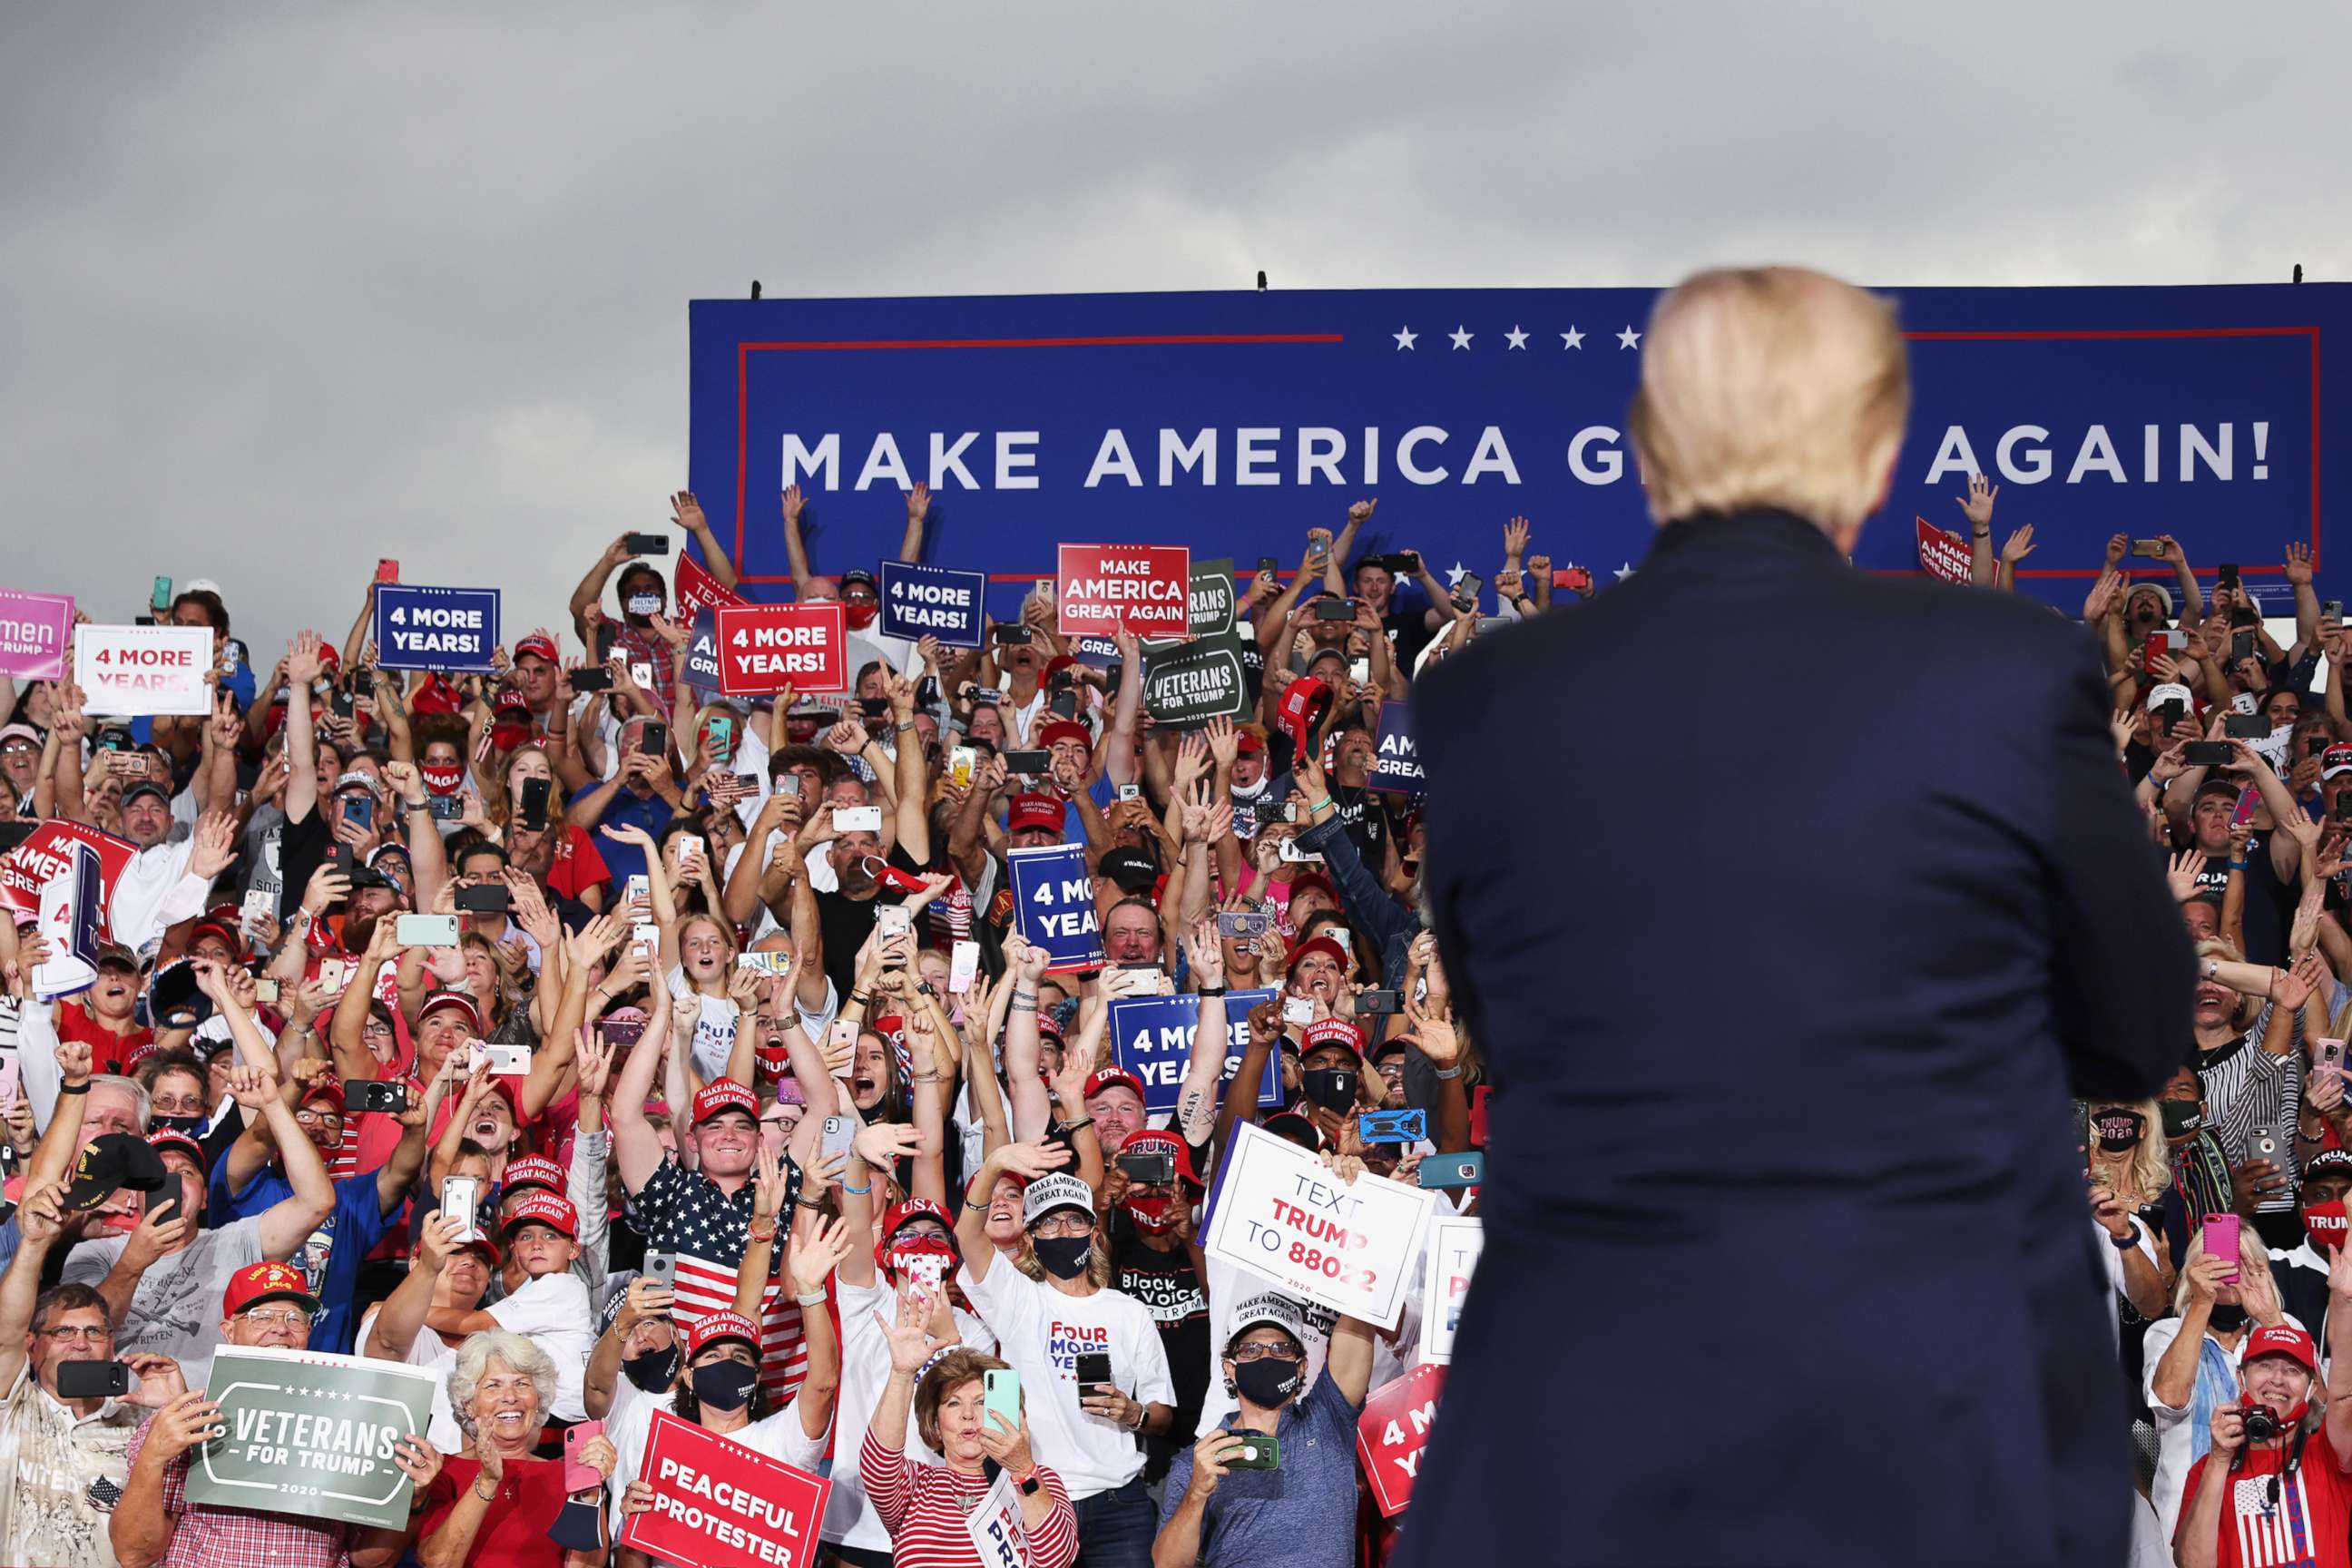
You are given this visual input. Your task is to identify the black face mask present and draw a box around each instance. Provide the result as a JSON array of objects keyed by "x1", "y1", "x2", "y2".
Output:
[
  {"x1": 1034, "y1": 1235, "x2": 1093, "y2": 1279},
  {"x1": 548, "y1": 1497, "x2": 605, "y2": 1552},
  {"x1": 2160, "y1": 1100, "x2": 2203, "y2": 1139},
  {"x1": 2209, "y1": 1303, "x2": 2249, "y2": 1333},
  {"x1": 2093, "y1": 1110, "x2": 2146, "y2": 1152},
  {"x1": 1233, "y1": 1357, "x2": 1301, "y2": 1408},
  {"x1": 690, "y1": 1358, "x2": 758, "y2": 1412},
  {"x1": 1301, "y1": 1068, "x2": 1357, "y2": 1113},
  {"x1": 622, "y1": 1345, "x2": 679, "y2": 1393}
]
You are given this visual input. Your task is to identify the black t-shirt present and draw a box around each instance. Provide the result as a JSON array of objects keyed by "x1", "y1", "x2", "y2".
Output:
[
  {"x1": 814, "y1": 840, "x2": 932, "y2": 1000},
  {"x1": 1383, "y1": 604, "x2": 1434, "y2": 672},
  {"x1": 276, "y1": 801, "x2": 330, "y2": 924},
  {"x1": 1108, "y1": 1208, "x2": 1209, "y2": 1475},
  {"x1": 2182, "y1": 833, "x2": 2297, "y2": 965}
]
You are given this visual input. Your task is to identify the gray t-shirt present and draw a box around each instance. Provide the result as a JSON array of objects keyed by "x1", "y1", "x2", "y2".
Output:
[{"x1": 60, "y1": 1215, "x2": 266, "y2": 1392}]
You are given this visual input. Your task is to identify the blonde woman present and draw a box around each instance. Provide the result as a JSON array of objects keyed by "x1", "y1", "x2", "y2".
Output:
[{"x1": 2089, "y1": 1098, "x2": 2180, "y2": 1287}]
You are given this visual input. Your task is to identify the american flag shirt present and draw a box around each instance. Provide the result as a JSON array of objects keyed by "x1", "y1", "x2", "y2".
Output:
[
  {"x1": 624, "y1": 1154, "x2": 807, "y2": 1402},
  {"x1": 2180, "y1": 1426, "x2": 2352, "y2": 1568}
]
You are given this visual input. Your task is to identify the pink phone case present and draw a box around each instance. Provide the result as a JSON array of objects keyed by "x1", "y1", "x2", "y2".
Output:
[
  {"x1": 2203, "y1": 1213, "x2": 2241, "y2": 1284},
  {"x1": 563, "y1": 1419, "x2": 604, "y2": 1492}
]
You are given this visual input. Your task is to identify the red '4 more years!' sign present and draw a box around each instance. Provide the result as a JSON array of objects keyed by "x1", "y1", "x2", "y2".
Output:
[
  {"x1": 714, "y1": 603, "x2": 848, "y2": 696},
  {"x1": 1057, "y1": 544, "x2": 1190, "y2": 638}
]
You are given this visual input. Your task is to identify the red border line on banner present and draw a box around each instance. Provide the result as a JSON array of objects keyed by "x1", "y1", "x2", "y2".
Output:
[
  {"x1": 723, "y1": 324, "x2": 2318, "y2": 583},
  {"x1": 733, "y1": 333, "x2": 1346, "y2": 572}
]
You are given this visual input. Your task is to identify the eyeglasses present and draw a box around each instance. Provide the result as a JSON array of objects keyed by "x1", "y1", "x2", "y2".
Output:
[
  {"x1": 1032, "y1": 1214, "x2": 1095, "y2": 1240},
  {"x1": 239, "y1": 1307, "x2": 310, "y2": 1328},
  {"x1": 1230, "y1": 1342, "x2": 1301, "y2": 1363},
  {"x1": 293, "y1": 1107, "x2": 343, "y2": 1127},
  {"x1": 39, "y1": 1325, "x2": 111, "y2": 1343}
]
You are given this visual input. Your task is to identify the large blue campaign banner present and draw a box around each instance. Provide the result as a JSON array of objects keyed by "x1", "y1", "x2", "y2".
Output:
[
  {"x1": 374, "y1": 585, "x2": 500, "y2": 672},
  {"x1": 687, "y1": 285, "x2": 2350, "y2": 613},
  {"x1": 1109, "y1": 988, "x2": 1285, "y2": 1115},
  {"x1": 1006, "y1": 843, "x2": 1102, "y2": 973}
]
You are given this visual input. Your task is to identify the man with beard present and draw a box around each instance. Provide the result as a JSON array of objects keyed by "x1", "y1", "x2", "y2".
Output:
[{"x1": 1102, "y1": 1130, "x2": 1210, "y2": 1487}]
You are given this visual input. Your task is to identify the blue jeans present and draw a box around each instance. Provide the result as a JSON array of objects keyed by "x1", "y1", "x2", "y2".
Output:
[{"x1": 1072, "y1": 1477, "x2": 1155, "y2": 1568}]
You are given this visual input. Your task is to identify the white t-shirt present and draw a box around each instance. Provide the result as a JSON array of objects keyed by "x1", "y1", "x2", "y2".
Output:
[
  {"x1": 0, "y1": 1366, "x2": 142, "y2": 1568},
  {"x1": 2141, "y1": 1308, "x2": 2309, "y2": 1542},
  {"x1": 667, "y1": 969, "x2": 741, "y2": 1084},
  {"x1": 955, "y1": 1260, "x2": 1173, "y2": 1500},
  {"x1": 606, "y1": 1387, "x2": 828, "y2": 1563},
  {"x1": 487, "y1": 1270, "x2": 596, "y2": 1421},
  {"x1": 2098, "y1": 1216, "x2": 2160, "y2": 1348},
  {"x1": 823, "y1": 1275, "x2": 996, "y2": 1551},
  {"x1": 60, "y1": 1216, "x2": 266, "y2": 1393},
  {"x1": 357, "y1": 1303, "x2": 463, "y2": 1454}
]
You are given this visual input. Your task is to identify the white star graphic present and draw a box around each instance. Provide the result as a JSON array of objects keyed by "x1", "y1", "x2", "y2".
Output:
[
  {"x1": 1617, "y1": 327, "x2": 1642, "y2": 350},
  {"x1": 1444, "y1": 562, "x2": 1467, "y2": 588},
  {"x1": 1393, "y1": 326, "x2": 1417, "y2": 350},
  {"x1": 1561, "y1": 328, "x2": 1584, "y2": 349},
  {"x1": 1448, "y1": 326, "x2": 1473, "y2": 350},
  {"x1": 1504, "y1": 325, "x2": 1529, "y2": 350},
  {"x1": 1613, "y1": 562, "x2": 1636, "y2": 582}
]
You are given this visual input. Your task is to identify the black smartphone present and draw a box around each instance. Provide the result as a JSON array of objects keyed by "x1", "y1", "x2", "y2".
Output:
[
  {"x1": 992, "y1": 625, "x2": 1033, "y2": 645},
  {"x1": 2232, "y1": 631, "x2": 2259, "y2": 663},
  {"x1": 622, "y1": 532, "x2": 672, "y2": 555},
  {"x1": 857, "y1": 697, "x2": 891, "y2": 720},
  {"x1": 915, "y1": 676, "x2": 941, "y2": 709},
  {"x1": 518, "y1": 777, "x2": 551, "y2": 832},
  {"x1": 641, "y1": 721, "x2": 669, "y2": 759},
  {"x1": 1452, "y1": 573, "x2": 1485, "y2": 612},
  {"x1": 2311, "y1": 737, "x2": 2329, "y2": 758},
  {"x1": 1310, "y1": 599, "x2": 1355, "y2": 622},
  {"x1": 1257, "y1": 555, "x2": 1280, "y2": 575},
  {"x1": 1002, "y1": 750, "x2": 1050, "y2": 774},
  {"x1": 427, "y1": 793, "x2": 463, "y2": 822},
  {"x1": 571, "y1": 666, "x2": 612, "y2": 691},
  {"x1": 455, "y1": 884, "x2": 512, "y2": 915},
  {"x1": 1356, "y1": 989, "x2": 1403, "y2": 1015},
  {"x1": 2336, "y1": 795, "x2": 2352, "y2": 823},
  {"x1": 2328, "y1": 600, "x2": 2345, "y2": 623},
  {"x1": 331, "y1": 690, "x2": 356, "y2": 719},
  {"x1": 348, "y1": 1080, "x2": 408, "y2": 1114},
  {"x1": 1115, "y1": 1150, "x2": 1174, "y2": 1184},
  {"x1": 55, "y1": 1361, "x2": 134, "y2": 1399},
  {"x1": 2218, "y1": 562, "x2": 2241, "y2": 587},
  {"x1": 2225, "y1": 714, "x2": 2271, "y2": 739},
  {"x1": 2153, "y1": 699, "x2": 2186, "y2": 730},
  {"x1": 593, "y1": 623, "x2": 619, "y2": 661},
  {"x1": 332, "y1": 843, "x2": 355, "y2": 877},
  {"x1": 1074, "y1": 1351, "x2": 1113, "y2": 1392},
  {"x1": 146, "y1": 1188, "x2": 179, "y2": 1220},
  {"x1": 1049, "y1": 691, "x2": 1079, "y2": 720},
  {"x1": 2183, "y1": 741, "x2": 2238, "y2": 767}
]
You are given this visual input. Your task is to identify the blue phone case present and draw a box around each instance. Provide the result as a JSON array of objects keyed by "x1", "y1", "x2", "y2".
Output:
[
  {"x1": 1418, "y1": 1151, "x2": 1485, "y2": 1190},
  {"x1": 1357, "y1": 1109, "x2": 1427, "y2": 1143}
]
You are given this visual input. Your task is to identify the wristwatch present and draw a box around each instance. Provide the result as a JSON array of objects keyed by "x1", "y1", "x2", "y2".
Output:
[
  {"x1": 2109, "y1": 1225, "x2": 2140, "y2": 1250},
  {"x1": 1014, "y1": 1470, "x2": 1043, "y2": 1496}
]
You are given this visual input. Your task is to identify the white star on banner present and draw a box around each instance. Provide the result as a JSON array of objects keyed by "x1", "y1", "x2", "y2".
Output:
[
  {"x1": 1504, "y1": 325, "x2": 1529, "y2": 349},
  {"x1": 1444, "y1": 562, "x2": 1467, "y2": 587},
  {"x1": 1561, "y1": 328, "x2": 1584, "y2": 349},
  {"x1": 1613, "y1": 562, "x2": 1636, "y2": 581},
  {"x1": 1448, "y1": 326, "x2": 1473, "y2": 350},
  {"x1": 1617, "y1": 327, "x2": 1642, "y2": 349},
  {"x1": 1393, "y1": 326, "x2": 1417, "y2": 350}
]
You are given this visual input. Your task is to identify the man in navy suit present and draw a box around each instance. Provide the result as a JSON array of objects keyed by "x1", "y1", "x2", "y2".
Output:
[{"x1": 1400, "y1": 268, "x2": 2192, "y2": 1566}]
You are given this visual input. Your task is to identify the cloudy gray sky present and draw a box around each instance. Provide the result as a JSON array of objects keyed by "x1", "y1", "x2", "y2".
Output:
[{"x1": 5, "y1": 4, "x2": 2345, "y2": 662}]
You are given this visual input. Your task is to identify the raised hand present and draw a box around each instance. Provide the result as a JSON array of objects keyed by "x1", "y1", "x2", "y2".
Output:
[
  {"x1": 1999, "y1": 524, "x2": 2036, "y2": 566},
  {"x1": 1957, "y1": 475, "x2": 1999, "y2": 530},
  {"x1": 2287, "y1": 541, "x2": 2317, "y2": 587}
]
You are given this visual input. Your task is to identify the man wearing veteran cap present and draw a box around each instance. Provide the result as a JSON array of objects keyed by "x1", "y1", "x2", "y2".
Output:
[
  {"x1": 63, "y1": 971, "x2": 335, "y2": 1391},
  {"x1": 1155, "y1": 1289, "x2": 1376, "y2": 1568},
  {"x1": 957, "y1": 1146, "x2": 1176, "y2": 1567},
  {"x1": 111, "y1": 1260, "x2": 436, "y2": 1568}
]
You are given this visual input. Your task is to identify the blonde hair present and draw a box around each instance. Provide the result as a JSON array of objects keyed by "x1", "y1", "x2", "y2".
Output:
[
  {"x1": 2088, "y1": 1098, "x2": 2172, "y2": 1205},
  {"x1": 1628, "y1": 267, "x2": 1909, "y2": 534}
]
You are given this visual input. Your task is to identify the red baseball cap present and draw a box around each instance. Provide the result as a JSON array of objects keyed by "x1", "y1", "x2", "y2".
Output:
[
  {"x1": 691, "y1": 1079, "x2": 760, "y2": 1127},
  {"x1": 1277, "y1": 677, "x2": 1332, "y2": 753},
  {"x1": 1036, "y1": 719, "x2": 1092, "y2": 754},
  {"x1": 1121, "y1": 1130, "x2": 1201, "y2": 1190},
  {"x1": 1285, "y1": 935, "x2": 1352, "y2": 978},
  {"x1": 501, "y1": 1191, "x2": 579, "y2": 1240},
  {"x1": 298, "y1": 1073, "x2": 345, "y2": 1112},
  {"x1": 881, "y1": 1197, "x2": 954, "y2": 1244},
  {"x1": 514, "y1": 634, "x2": 561, "y2": 665},
  {"x1": 409, "y1": 674, "x2": 466, "y2": 719},
  {"x1": 417, "y1": 990, "x2": 483, "y2": 1034},
  {"x1": 1007, "y1": 793, "x2": 1064, "y2": 834},
  {"x1": 147, "y1": 1127, "x2": 206, "y2": 1171},
  {"x1": 686, "y1": 1310, "x2": 761, "y2": 1358},
  {"x1": 1083, "y1": 1067, "x2": 1146, "y2": 1103},
  {"x1": 1301, "y1": 1018, "x2": 1366, "y2": 1057},
  {"x1": 2245, "y1": 1323, "x2": 2319, "y2": 1374},
  {"x1": 1284, "y1": 872, "x2": 1338, "y2": 909},
  {"x1": 1233, "y1": 727, "x2": 1267, "y2": 757},
  {"x1": 502, "y1": 1154, "x2": 564, "y2": 1197},
  {"x1": 223, "y1": 1260, "x2": 319, "y2": 1318}
]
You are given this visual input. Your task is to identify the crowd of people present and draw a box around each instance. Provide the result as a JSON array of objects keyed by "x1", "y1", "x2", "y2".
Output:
[{"x1": 0, "y1": 477, "x2": 2337, "y2": 1567}]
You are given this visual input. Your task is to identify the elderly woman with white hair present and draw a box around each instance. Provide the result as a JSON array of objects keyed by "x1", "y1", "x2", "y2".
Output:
[{"x1": 403, "y1": 1328, "x2": 619, "y2": 1568}]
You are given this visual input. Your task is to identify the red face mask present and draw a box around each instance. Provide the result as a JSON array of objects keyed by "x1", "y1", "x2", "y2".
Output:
[
  {"x1": 843, "y1": 600, "x2": 880, "y2": 632},
  {"x1": 879, "y1": 1234, "x2": 956, "y2": 1289},
  {"x1": 420, "y1": 763, "x2": 465, "y2": 797},
  {"x1": 1122, "y1": 1192, "x2": 1181, "y2": 1236},
  {"x1": 2304, "y1": 1200, "x2": 2347, "y2": 1252}
]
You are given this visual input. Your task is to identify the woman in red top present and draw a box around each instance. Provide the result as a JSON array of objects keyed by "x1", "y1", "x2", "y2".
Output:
[
  {"x1": 487, "y1": 743, "x2": 612, "y2": 911},
  {"x1": 860, "y1": 1296, "x2": 1079, "y2": 1568},
  {"x1": 406, "y1": 1328, "x2": 618, "y2": 1567}
]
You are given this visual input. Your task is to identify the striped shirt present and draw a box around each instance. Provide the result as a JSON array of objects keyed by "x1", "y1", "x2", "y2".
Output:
[
  {"x1": 2198, "y1": 1002, "x2": 2306, "y2": 1177},
  {"x1": 625, "y1": 1155, "x2": 807, "y2": 1402},
  {"x1": 858, "y1": 1430, "x2": 1079, "y2": 1568}
]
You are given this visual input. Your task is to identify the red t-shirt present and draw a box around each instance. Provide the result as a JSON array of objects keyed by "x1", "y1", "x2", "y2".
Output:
[
  {"x1": 415, "y1": 1455, "x2": 572, "y2": 1567},
  {"x1": 544, "y1": 824, "x2": 612, "y2": 904},
  {"x1": 53, "y1": 1000, "x2": 151, "y2": 1075},
  {"x1": 2179, "y1": 1422, "x2": 2352, "y2": 1567}
]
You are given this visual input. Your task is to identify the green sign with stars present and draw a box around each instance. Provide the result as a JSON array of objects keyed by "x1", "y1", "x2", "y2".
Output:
[{"x1": 187, "y1": 1345, "x2": 437, "y2": 1529}]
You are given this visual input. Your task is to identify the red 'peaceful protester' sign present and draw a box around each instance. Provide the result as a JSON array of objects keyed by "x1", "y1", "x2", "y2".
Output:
[
  {"x1": 618, "y1": 1409, "x2": 829, "y2": 1568},
  {"x1": 1356, "y1": 1363, "x2": 1445, "y2": 1518},
  {"x1": 1057, "y1": 544, "x2": 1191, "y2": 638},
  {"x1": 714, "y1": 603, "x2": 847, "y2": 697},
  {"x1": 0, "y1": 820, "x2": 138, "y2": 935},
  {"x1": 1915, "y1": 516, "x2": 1972, "y2": 584}
]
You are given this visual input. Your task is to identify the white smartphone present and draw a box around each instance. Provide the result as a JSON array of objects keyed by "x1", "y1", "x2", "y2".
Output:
[
  {"x1": 1117, "y1": 783, "x2": 1142, "y2": 802},
  {"x1": 632, "y1": 922, "x2": 660, "y2": 951},
  {"x1": 316, "y1": 958, "x2": 350, "y2": 991},
  {"x1": 948, "y1": 939, "x2": 980, "y2": 995},
  {"x1": 736, "y1": 950, "x2": 792, "y2": 976},
  {"x1": 485, "y1": 1044, "x2": 532, "y2": 1076},
  {"x1": 623, "y1": 874, "x2": 650, "y2": 908},
  {"x1": 396, "y1": 913, "x2": 461, "y2": 947},
  {"x1": 1278, "y1": 838, "x2": 1325, "y2": 864},
  {"x1": 836, "y1": 805, "x2": 883, "y2": 835},
  {"x1": 1283, "y1": 996, "x2": 1317, "y2": 1025},
  {"x1": 442, "y1": 1176, "x2": 481, "y2": 1242},
  {"x1": 820, "y1": 1115, "x2": 858, "y2": 1161},
  {"x1": 1349, "y1": 658, "x2": 1371, "y2": 685},
  {"x1": 875, "y1": 905, "x2": 912, "y2": 939},
  {"x1": 630, "y1": 662, "x2": 657, "y2": 691}
]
